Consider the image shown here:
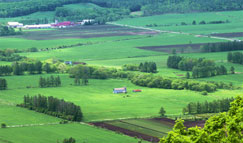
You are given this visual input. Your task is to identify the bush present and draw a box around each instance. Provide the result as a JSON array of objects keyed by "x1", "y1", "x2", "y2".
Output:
[
  {"x1": 201, "y1": 91, "x2": 208, "y2": 96},
  {"x1": 1, "y1": 123, "x2": 7, "y2": 128}
]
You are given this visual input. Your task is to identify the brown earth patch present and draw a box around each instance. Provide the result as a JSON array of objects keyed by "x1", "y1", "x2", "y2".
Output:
[
  {"x1": 210, "y1": 32, "x2": 243, "y2": 38},
  {"x1": 137, "y1": 43, "x2": 212, "y2": 53},
  {"x1": 90, "y1": 122, "x2": 160, "y2": 142}
]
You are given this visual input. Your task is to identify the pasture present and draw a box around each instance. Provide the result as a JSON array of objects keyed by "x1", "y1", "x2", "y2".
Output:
[{"x1": 116, "y1": 10, "x2": 243, "y2": 35}]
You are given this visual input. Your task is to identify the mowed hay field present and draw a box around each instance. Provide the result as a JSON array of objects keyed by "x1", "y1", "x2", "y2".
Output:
[{"x1": 116, "y1": 10, "x2": 243, "y2": 35}]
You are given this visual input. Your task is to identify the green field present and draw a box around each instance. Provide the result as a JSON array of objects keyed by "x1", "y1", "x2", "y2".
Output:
[
  {"x1": 116, "y1": 10, "x2": 243, "y2": 35},
  {"x1": 1, "y1": 9, "x2": 243, "y2": 143},
  {"x1": 0, "y1": 123, "x2": 143, "y2": 143}
]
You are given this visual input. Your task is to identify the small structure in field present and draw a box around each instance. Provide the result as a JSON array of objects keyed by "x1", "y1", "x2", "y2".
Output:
[
  {"x1": 133, "y1": 89, "x2": 142, "y2": 92},
  {"x1": 113, "y1": 87, "x2": 127, "y2": 94},
  {"x1": 73, "y1": 62, "x2": 86, "y2": 65},
  {"x1": 7, "y1": 22, "x2": 23, "y2": 28},
  {"x1": 64, "y1": 61, "x2": 72, "y2": 65}
]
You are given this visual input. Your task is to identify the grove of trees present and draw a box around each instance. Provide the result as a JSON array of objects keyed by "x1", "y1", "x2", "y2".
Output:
[
  {"x1": 160, "y1": 96, "x2": 243, "y2": 143},
  {"x1": 18, "y1": 94, "x2": 83, "y2": 121},
  {"x1": 228, "y1": 52, "x2": 243, "y2": 65},
  {"x1": 183, "y1": 98, "x2": 234, "y2": 115},
  {"x1": 167, "y1": 55, "x2": 228, "y2": 78},
  {"x1": 39, "y1": 76, "x2": 61, "y2": 88},
  {"x1": 0, "y1": 25, "x2": 22, "y2": 36}
]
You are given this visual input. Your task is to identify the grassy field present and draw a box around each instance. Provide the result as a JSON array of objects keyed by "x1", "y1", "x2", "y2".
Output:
[
  {"x1": 0, "y1": 123, "x2": 144, "y2": 143},
  {"x1": 116, "y1": 10, "x2": 243, "y2": 35},
  {"x1": 0, "y1": 74, "x2": 241, "y2": 122}
]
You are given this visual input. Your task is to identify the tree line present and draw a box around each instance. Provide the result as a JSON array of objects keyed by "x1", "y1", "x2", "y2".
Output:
[
  {"x1": 0, "y1": 78, "x2": 7, "y2": 90},
  {"x1": 160, "y1": 96, "x2": 243, "y2": 142},
  {"x1": 201, "y1": 41, "x2": 243, "y2": 53},
  {"x1": 183, "y1": 98, "x2": 234, "y2": 115},
  {"x1": 228, "y1": 52, "x2": 243, "y2": 65},
  {"x1": 17, "y1": 95, "x2": 83, "y2": 121},
  {"x1": 167, "y1": 55, "x2": 229, "y2": 78},
  {"x1": 122, "y1": 62, "x2": 157, "y2": 73},
  {"x1": 0, "y1": 61, "x2": 57, "y2": 76},
  {"x1": 130, "y1": 73, "x2": 218, "y2": 93},
  {"x1": 39, "y1": 76, "x2": 61, "y2": 88}
]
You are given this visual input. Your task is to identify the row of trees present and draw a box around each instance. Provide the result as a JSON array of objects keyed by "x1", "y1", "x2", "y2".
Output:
[
  {"x1": 39, "y1": 76, "x2": 61, "y2": 88},
  {"x1": 130, "y1": 74, "x2": 218, "y2": 93},
  {"x1": 18, "y1": 95, "x2": 83, "y2": 121},
  {"x1": 0, "y1": 61, "x2": 57, "y2": 76},
  {"x1": 183, "y1": 98, "x2": 234, "y2": 115},
  {"x1": 167, "y1": 55, "x2": 229, "y2": 78},
  {"x1": 228, "y1": 52, "x2": 243, "y2": 65},
  {"x1": 201, "y1": 41, "x2": 243, "y2": 53},
  {"x1": 160, "y1": 96, "x2": 243, "y2": 142},
  {"x1": 0, "y1": 78, "x2": 7, "y2": 90},
  {"x1": 122, "y1": 62, "x2": 157, "y2": 73}
]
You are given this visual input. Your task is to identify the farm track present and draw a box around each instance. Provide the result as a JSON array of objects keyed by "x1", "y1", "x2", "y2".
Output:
[
  {"x1": 6, "y1": 122, "x2": 60, "y2": 128},
  {"x1": 108, "y1": 22, "x2": 240, "y2": 42},
  {"x1": 90, "y1": 122, "x2": 160, "y2": 142}
]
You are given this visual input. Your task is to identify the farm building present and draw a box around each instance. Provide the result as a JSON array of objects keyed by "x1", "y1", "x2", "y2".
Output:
[
  {"x1": 64, "y1": 61, "x2": 72, "y2": 65},
  {"x1": 133, "y1": 89, "x2": 142, "y2": 92},
  {"x1": 7, "y1": 22, "x2": 23, "y2": 28},
  {"x1": 23, "y1": 24, "x2": 52, "y2": 29},
  {"x1": 113, "y1": 87, "x2": 127, "y2": 94},
  {"x1": 52, "y1": 21, "x2": 74, "y2": 28}
]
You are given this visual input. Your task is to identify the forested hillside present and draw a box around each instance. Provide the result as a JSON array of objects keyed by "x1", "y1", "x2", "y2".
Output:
[{"x1": 0, "y1": 0, "x2": 243, "y2": 19}]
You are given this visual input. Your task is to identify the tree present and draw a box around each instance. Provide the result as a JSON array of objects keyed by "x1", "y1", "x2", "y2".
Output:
[
  {"x1": 192, "y1": 20, "x2": 196, "y2": 25},
  {"x1": 159, "y1": 107, "x2": 166, "y2": 117},
  {"x1": 0, "y1": 78, "x2": 7, "y2": 90},
  {"x1": 230, "y1": 66, "x2": 235, "y2": 74},
  {"x1": 1, "y1": 123, "x2": 6, "y2": 128},
  {"x1": 35, "y1": 61, "x2": 42, "y2": 74},
  {"x1": 186, "y1": 72, "x2": 190, "y2": 79},
  {"x1": 172, "y1": 49, "x2": 177, "y2": 55},
  {"x1": 43, "y1": 63, "x2": 52, "y2": 73},
  {"x1": 63, "y1": 137, "x2": 76, "y2": 143}
]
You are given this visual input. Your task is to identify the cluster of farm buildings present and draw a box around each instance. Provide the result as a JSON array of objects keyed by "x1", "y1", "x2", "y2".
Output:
[
  {"x1": 7, "y1": 20, "x2": 94, "y2": 29},
  {"x1": 113, "y1": 87, "x2": 142, "y2": 94}
]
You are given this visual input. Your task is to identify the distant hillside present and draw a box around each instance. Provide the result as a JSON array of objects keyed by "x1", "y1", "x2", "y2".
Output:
[{"x1": 0, "y1": 0, "x2": 243, "y2": 24}]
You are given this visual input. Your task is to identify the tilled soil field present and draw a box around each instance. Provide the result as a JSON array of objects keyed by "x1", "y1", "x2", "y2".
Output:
[
  {"x1": 91, "y1": 118, "x2": 206, "y2": 142},
  {"x1": 17, "y1": 25, "x2": 159, "y2": 40},
  {"x1": 210, "y1": 32, "x2": 243, "y2": 38},
  {"x1": 137, "y1": 43, "x2": 210, "y2": 53},
  {"x1": 90, "y1": 122, "x2": 160, "y2": 142}
]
